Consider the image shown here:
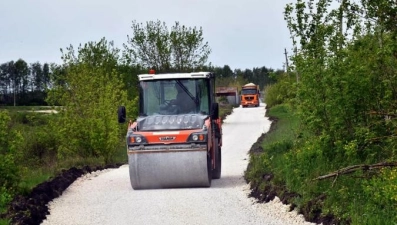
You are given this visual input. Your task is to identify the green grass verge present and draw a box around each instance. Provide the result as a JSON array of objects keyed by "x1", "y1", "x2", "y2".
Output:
[
  {"x1": 246, "y1": 104, "x2": 397, "y2": 224},
  {"x1": 18, "y1": 169, "x2": 54, "y2": 196},
  {"x1": 245, "y1": 104, "x2": 299, "y2": 187},
  {"x1": 262, "y1": 104, "x2": 299, "y2": 147}
]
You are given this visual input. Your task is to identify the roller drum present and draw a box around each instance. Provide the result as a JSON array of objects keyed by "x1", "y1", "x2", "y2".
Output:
[{"x1": 128, "y1": 149, "x2": 211, "y2": 189}]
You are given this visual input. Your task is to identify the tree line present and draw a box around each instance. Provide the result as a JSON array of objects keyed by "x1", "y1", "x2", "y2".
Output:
[
  {"x1": 0, "y1": 60, "x2": 51, "y2": 106},
  {"x1": 0, "y1": 59, "x2": 279, "y2": 106}
]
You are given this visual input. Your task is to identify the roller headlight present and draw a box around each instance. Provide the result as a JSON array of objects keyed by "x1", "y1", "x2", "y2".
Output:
[
  {"x1": 127, "y1": 134, "x2": 147, "y2": 145},
  {"x1": 188, "y1": 132, "x2": 207, "y2": 142}
]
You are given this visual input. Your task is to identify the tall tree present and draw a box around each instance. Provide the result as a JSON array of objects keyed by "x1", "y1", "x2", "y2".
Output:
[
  {"x1": 170, "y1": 22, "x2": 211, "y2": 71},
  {"x1": 31, "y1": 62, "x2": 43, "y2": 92},
  {"x1": 124, "y1": 20, "x2": 171, "y2": 71},
  {"x1": 0, "y1": 63, "x2": 10, "y2": 103},
  {"x1": 14, "y1": 59, "x2": 29, "y2": 105},
  {"x1": 124, "y1": 20, "x2": 211, "y2": 72},
  {"x1": 3, "y1": 61, "x2": 17, "y2": 106},
  {"x1": 42, "y1": 63, "x2": 50, "y2": 89}
]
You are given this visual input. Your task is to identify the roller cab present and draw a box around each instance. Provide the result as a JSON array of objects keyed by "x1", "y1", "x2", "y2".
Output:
[{"x1": 118, "y1": 71, "x2": 222, "y2": 190}]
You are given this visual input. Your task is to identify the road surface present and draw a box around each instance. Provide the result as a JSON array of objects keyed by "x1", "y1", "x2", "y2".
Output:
[{"x1": 41, "y1": 103, "x2": 314, "y2": 225}]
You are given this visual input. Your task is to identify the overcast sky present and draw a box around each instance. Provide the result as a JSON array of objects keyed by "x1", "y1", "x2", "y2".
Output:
[{"x1": 1, "y1": 0, "x2": 294, "y2": 70}]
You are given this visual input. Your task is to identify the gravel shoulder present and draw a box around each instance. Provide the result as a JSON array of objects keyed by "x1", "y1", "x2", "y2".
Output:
[{"x1": 38, "y1": 104, "x2": 315, "y2": 225}]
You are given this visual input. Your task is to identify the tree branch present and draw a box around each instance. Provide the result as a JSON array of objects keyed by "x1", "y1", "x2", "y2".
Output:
[{"x1": 313, "y1": 161, "x2": 397, "y2": 181}]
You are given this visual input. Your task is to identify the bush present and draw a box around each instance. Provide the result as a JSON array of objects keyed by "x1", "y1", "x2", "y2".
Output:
[
  {"x1": 264, "y1": 74, "x2": 296, "y2": 108},
  {"x1": 0, "y1": 110, "x2": 23, "y2": 209},
  {"x1": 48, "y1": 38, "x2": 130, "y2": 164},
  {"x1": 23, "y1": 122, "x2": 59, "y2": 166}
]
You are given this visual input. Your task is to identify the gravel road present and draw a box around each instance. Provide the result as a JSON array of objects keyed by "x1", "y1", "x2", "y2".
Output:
[{"x1": 41, "y1": 103, "x2": 315, "y2": 225}]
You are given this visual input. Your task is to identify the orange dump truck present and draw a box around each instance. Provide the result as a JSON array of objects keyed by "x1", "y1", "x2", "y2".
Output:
[{"x1": 240, "y1": 83, "x2": 260, "y2": 107}]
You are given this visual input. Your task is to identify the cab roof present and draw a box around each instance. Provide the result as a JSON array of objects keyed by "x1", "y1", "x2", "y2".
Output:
[{"x1": 138, "y1": 72, "x2": 213, "y2": 81}]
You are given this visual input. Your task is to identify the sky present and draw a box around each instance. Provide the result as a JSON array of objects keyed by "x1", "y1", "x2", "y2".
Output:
[{"x1": 0, "y1": 0, "x2": 294, "y2": 70}]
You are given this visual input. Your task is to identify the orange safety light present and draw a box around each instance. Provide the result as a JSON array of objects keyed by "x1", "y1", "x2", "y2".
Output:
[{"x1": 149, "y1": 69, "x2": 156, "y2": 74}]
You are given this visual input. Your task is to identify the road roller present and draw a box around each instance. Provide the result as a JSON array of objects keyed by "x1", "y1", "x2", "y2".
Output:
[{"x1": 118, "y1": 71, "x2": 222, "y2": 189}]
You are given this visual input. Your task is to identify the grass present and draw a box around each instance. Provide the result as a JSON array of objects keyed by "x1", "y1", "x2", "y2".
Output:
[
  {"x1": 18, "y1": 169, "x2": 54, "y2": 196},
  {"x1": 245, "y1": 104, "x2": 300, "y2": 186},
  {"x1": 262, "y1": 104, "x2": 299, "y2": 147}
]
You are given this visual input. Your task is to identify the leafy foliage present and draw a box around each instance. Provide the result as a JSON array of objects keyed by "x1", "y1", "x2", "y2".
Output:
[
  {"x1": 123, "y1": 20, "x2": 211, "y2": 72},
  {"x1": 246, "y1": 1, "x2": 397, "y2": 224},
  {"x1": 0, "y1": 110, "x2": 23, "y2": 209},
  {"x1": 47, "y1": 38, "x2": 129, "y2": 164},
  {"x1": 264, "y1": 72, "x2": 296, "y2": 108}
]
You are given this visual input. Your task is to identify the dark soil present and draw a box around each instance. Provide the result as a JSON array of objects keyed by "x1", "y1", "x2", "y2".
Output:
[
  {"x1": 1, "y1": 164, "x2": 123, "y2": 225},
  {"x1": 244, "y1": 108, "x2": 350, "y2": 225}
]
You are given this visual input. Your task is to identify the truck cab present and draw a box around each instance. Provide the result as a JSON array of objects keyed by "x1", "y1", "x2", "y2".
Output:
[{"x1": 240, "y1": 83, "x2": 260, "y2": 107}]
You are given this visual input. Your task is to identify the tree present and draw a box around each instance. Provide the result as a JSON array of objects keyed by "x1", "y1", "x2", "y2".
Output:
[
  {"x1": 14, "y1": 59, "x2": 29, "y2": 105},
  {"x1": 47, "y1": 38, "x2": 129, "y2": 163},
  {"x1": 124, "y1": 20, "x2": 211, "y2": 72},
  {"x1": 221, "y1": 65, "x2": 233, "y2": 79},
  {"x1": 42, "y1": 63, "x2": 50, "y2": 89},
  {"x1": 0, "y1": 62, "x2": 10, "y2": 104},
  {"x1": 30, "y1": 62, "x2": 43, "y2": 92},
  {"x1": 170, "y1": 22, "x2": 211, "y2": 71},
  {"x1": 242, "y1": 69, "x2": 254, "y2": 82}
]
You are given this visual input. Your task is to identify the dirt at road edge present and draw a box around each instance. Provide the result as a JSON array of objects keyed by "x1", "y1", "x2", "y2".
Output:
[{"x1": 1, "y1": 164, "x2": 123, "y2": 225}]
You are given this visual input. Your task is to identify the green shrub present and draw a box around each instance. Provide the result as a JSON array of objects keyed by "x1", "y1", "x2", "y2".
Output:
[
  {"x1": 48, "y1": 38, "x2": 130, "y2": 164},
  {"x1": 0, "y1": 186, "x2": 13, "y2": 213},
  {"x1": 23, "y1": 123, "x2": 59, "y2": 166},
  {"x1": 264, "y1": 74, "x2": 296, "y2": 108},
  {"x1": 0, "y1": 110, "x2": 23, "y2": 209},
  {"x1": 11, "y1": 112, "x2": 30, "y2": 125}
]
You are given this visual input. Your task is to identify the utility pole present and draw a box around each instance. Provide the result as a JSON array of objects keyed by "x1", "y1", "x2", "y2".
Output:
[
  {"x1": 284, "y1": 48, "x2": 289, "y2": 73},
  {"x1": 13, "y1": 72, "x2": 16, "y2": 107},
  {"x1": 294, "y1": 47, "x2": 299, "y2": 83}
]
